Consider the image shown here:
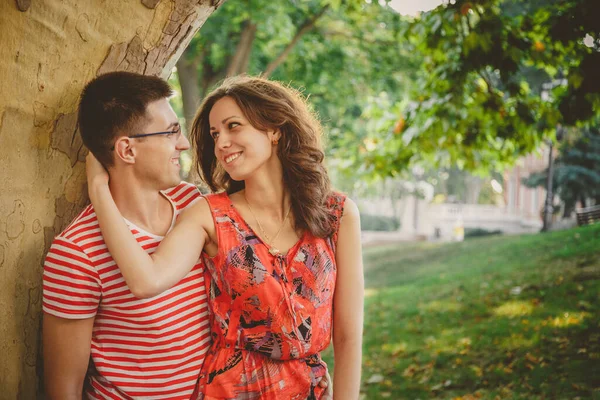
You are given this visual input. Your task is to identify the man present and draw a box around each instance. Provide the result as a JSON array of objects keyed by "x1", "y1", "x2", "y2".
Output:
[
  {"x1": 43, "y1": 71, "x2": 209, "y2": 399},
  {"x1": 42, "y1": 71, "x2": 330, "y2": 399}
]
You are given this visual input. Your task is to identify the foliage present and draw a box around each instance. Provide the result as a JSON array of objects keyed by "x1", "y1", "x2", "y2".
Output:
[
  {"x1": 523, "y1": 125, "x2": 600, "y2": 215},
  {"x1": 347, "y1": 0, "x2": 600, "y2": 179},
  {"x1": 177, "y1": 0, "x2": 600, "y2": 188},
  {"x1": 175, "y1": 0, "x2": 421, "y2": 188},
  {"x1": 322, "y1": 224, "x2": 600, "y2": 398},
  {"x1": 359, "y1": 213, "x2": 400, "y2": 232},
  {"x1": 464, "y1": 227, "x2": 502, "y2": 238}
]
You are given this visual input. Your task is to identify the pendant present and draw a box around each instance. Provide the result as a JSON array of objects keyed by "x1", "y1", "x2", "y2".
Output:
[{"x1": 269, "y1": 247, "x2": 280, "y2": 256}]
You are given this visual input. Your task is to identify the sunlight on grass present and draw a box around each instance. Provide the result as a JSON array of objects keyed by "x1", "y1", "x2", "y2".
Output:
[
  {"x1": 499, "y1": 333, "x2": 537, "y2": 350},
  {"x1": 420, "y1": 300, "x2": 463, "y2": 313},
  {"x1": 357, "y1": 224, "x2": 600, "y2": 399},
  {"x1": 493, "y1": 300, "x2": 534, "y2": 318},
  {"x1": 547, "y1": 311, "x2": 590, "y2": 328},
  {"x1": 381, "y1": 341, "x2": 408, "y2": 356}
]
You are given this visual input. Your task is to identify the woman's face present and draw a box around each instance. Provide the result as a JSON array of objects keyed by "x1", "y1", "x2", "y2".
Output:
[{"x1": 208, "y1": 96, "x2": 279, "y2": 181}]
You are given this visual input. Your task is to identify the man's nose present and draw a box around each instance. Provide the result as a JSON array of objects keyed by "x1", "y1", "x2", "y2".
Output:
[{"x1": 177, "y1": 132, "x2": 191, "y2": 150}]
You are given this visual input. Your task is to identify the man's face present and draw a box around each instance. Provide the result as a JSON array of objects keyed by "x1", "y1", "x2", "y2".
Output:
[{"x1": 132, "y1": 98, "x2": 190, "y2": 190}]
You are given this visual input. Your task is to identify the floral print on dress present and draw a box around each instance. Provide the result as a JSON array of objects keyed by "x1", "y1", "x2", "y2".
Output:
[{"x1": 195, "y1": 191, "x2": 346, "y2": 400}]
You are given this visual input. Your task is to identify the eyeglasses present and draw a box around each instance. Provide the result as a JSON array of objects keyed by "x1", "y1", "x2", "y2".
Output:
[
  {"x1": 111, "y1": 126, "x2": 182, "y2": 150},
  {"x1": 129, "y1": 127, "x2": 181, "y2": 139}
]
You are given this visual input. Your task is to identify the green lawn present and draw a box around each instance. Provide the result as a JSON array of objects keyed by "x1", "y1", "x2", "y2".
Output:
[{"x1": 323, "y1": 224, "x2": 600, "y2": 399}]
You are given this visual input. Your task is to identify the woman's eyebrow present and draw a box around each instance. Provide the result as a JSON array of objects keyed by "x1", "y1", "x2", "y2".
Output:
[
  {"x1": 221, "y1": 115, "x2": 241, "y2": 124},
  {"x1": 210, "y1": 115, "x2": 242, "y2": 130}
]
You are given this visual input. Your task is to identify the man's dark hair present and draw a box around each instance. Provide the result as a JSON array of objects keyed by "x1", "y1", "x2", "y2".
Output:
[{"x1": 78, "y1": 71, "x2": 173, "y2": 167}]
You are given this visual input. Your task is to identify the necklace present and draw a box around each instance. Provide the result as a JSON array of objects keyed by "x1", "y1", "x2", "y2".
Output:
[{"x1": 244, "y1": 193, "x2": 292, "y2": 256}]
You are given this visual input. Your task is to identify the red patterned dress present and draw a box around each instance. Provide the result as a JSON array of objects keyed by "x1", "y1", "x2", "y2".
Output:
[{"x1": 195, "y1": 191, "x2": 346, "y2": 399}]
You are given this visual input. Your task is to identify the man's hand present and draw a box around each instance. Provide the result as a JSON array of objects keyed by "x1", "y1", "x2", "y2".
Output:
[{"x1": 317, "y1": 368, "x2": 333, "y2": 400}]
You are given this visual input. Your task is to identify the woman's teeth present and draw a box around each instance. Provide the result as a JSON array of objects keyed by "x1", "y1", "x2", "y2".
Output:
[{"x1": 225, "y1": 153, "x2": 241, "y2": 164}]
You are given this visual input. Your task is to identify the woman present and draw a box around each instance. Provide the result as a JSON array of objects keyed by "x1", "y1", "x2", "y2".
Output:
[{"x1": 86, "y1": 76, "x2": 364, "y2": 399}]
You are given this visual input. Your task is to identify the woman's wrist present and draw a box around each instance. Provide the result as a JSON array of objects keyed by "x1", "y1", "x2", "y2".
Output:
[{"x1": 88, "y1": 179, "x2": 110, "y2": 202}]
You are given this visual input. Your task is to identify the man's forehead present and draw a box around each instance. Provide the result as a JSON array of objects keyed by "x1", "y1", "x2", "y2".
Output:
[{"x1": 145, "y1": 99, "x2": 178, "y2": 125}]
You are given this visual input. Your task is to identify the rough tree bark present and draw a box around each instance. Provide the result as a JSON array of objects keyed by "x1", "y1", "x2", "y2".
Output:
[{"x1": 0, "y1": 1, "x2": 221, "y2": 398}]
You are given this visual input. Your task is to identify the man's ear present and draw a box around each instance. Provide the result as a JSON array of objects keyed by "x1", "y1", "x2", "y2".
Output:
[{"x1": 113, "y1": 137, "x2": 136, "y2": 165}]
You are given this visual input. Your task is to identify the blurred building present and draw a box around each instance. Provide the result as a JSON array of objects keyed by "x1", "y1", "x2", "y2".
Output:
[
  {"x1": 502, "y1": 149, "x2": 552, "y2": 231},
  {"x1": 358, "y1": 149, "x2": 559, "y2": 242}
]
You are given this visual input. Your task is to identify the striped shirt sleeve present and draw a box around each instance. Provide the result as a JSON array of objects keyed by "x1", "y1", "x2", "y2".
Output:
[{"x1": 43, "y1": 236, "x2": 101, "y2": 319}]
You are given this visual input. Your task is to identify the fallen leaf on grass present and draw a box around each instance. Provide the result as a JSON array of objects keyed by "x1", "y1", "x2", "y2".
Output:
[
  {"x1": 525, "y1": 353, "x2": 540, "y2": 364},
  {"x1": 366, "y1": 374, "x2": 384, "y2": 384},
  {"x1": 430, "y1": 380, "x2": 452, "y2": 392},
  {"x1": 470, "y1": 365, "x2": 483, "y2": 377}
]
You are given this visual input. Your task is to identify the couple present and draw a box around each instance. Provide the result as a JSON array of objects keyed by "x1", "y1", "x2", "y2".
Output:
[{"x1": 43, "y1": 71, "x2": 364, "y2": 399}]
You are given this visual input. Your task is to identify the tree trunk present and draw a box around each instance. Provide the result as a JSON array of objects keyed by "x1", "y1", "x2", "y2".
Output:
[
  {"x1": 465, "y1": 175, "x2": 483, "y2": 204},
  {"x1": 226, "y1": 20, "x2": 258, "y2": 77},
  {"x1": 177, "y1": 57, "x2": 201, "y2": 133},
  {"x1": 0, "y1": 1, "x2": 220, "y2": 397}
]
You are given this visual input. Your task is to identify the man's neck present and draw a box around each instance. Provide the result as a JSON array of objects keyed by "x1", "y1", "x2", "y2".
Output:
[{"x1": 108, "y1": 178, "x2": 175, "y2": 236}]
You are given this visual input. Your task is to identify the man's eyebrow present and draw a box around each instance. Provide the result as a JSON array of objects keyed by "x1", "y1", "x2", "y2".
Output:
[
  {"x1": 210, "y1": 115, "x2": 241, "y2": 130},
  {"x1": 165, "y1": 122, "x2": 180, "y2": 130}
]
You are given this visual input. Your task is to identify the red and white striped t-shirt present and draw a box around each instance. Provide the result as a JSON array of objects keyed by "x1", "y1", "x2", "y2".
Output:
[{"x1": 43, "y1": 182, "x2": 211, "y2": 400}]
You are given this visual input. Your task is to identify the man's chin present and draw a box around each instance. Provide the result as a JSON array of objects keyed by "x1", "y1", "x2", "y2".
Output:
[{"x1": 161, "y1": 178, "x2": 182, "y2": 190}]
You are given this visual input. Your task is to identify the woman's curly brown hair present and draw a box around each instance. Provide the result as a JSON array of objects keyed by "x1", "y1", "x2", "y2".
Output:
[{"x1": 189, "y1": 76, "x2": 335, "y2": 238}]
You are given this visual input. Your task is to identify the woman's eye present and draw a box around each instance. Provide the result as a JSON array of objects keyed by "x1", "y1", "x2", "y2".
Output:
[
  {"x1": 228, "y1": 122, "x2": 240, "y2": 129},
  {"x1": 210, "y1": 131, "x2": 220, "y2": 139}
]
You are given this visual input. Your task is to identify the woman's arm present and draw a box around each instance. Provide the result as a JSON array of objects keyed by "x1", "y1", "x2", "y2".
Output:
[
  {"x1": 86, "y1": 153, "x2": 208, "y2": 298},
  {"x1": 332, "y1": 197, "x2": 364, "y2": 400}
]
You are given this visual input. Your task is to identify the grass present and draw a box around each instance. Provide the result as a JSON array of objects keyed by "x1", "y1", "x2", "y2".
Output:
[{"x1": 322, "y1": 223, "x2": 600, "y2": 399}]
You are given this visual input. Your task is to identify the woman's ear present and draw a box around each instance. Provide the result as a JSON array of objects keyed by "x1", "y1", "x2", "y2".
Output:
[
  {"x1": 113, "y1": 137, "x2": 136, "y2": 165},
  {"x1": 271, "y1": 129, "x2": 282, "y2": 145}
]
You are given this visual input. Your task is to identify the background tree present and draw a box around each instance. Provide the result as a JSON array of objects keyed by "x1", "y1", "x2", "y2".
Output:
[
  {"x1": 523, "y1": 125, "x2": 600, "y2": 216},
  {"x1": 347, "y1": 0, "x2": 600, "y2": 179},
  {"x1": 175, "y1": 0, "x2": 344, "y2": 131},
  {"x1": 0, "y1": 1, "x2": 219, "y2": 396},
  {"x1": 173, "y1": 0, "x2": 421, "y2": 188}
]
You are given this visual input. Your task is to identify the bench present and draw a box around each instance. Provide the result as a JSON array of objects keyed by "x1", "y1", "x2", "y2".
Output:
[{"x1": 575, "y1": 205, "x2": 600, "y2": 226}]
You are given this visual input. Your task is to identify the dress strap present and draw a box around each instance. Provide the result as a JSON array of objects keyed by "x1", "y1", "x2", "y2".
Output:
[{"x1": 203, "y1": 192, "x2": 231, "y2": 210}]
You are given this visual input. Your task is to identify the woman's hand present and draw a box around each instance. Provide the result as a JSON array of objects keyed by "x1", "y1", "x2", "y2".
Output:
[{"x1": 86, "y1": 152, "x2": 109, "y2": 196}]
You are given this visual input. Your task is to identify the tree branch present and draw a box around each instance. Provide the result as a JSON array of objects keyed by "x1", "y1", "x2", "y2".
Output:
[
  {"x1": 262, "y1": 4, "x2": 330, "y2": 78},
  {"x1": 226, "y1": 20, "x2": 258, "y2": 76}
]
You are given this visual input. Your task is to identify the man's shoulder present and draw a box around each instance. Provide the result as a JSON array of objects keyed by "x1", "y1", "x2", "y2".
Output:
[
  {"x1": 53, "y1": 204, "x2": 99, "y2": 245},
  {"x1": 164, "y1": 181, "x2": 203, "y2": 210},
  {"x1": 45, "y1": 204, "x2": 100, "y2": 269}
]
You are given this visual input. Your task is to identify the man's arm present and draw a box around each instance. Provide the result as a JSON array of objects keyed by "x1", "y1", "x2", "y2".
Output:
[{"x1": 43, "y1": 314, "x2": 94, "y2": 400}]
